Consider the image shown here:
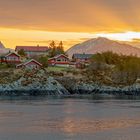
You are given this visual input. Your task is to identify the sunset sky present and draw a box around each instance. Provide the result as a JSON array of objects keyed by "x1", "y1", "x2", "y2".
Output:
[{"x1": 1, "y1": 0, "x2": 140, "y2": 50}]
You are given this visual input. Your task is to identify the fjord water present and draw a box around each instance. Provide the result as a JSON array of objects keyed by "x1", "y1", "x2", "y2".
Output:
[{"x1": 0, "y1": 95, "x2": 140, "y2": 140}]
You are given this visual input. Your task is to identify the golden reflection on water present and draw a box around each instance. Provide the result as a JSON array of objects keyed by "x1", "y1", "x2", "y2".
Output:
[
  {"x1": 29, "y1": 117, "x2": 140, "y2": 135},
  {"x1": 61, "y1": 118, "x2": 140, "y2": 138},
  {"x1": 0, "y1": 99, "x2": 139, "y2": 137},
  {"x1": 0, "y1": 112, "x2": 139, "y2": 135}
]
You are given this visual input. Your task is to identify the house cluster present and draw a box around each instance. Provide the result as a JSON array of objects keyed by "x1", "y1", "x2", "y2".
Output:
[
  {"x1": 0, "y1": 52, "x2": 42, "y2": 69},
  {"x1": 0, "y1": 45, "x2": 93, "y2": 69},
  {"x1": 48, "y1": 53, "x2": 93, "y2": 68}
]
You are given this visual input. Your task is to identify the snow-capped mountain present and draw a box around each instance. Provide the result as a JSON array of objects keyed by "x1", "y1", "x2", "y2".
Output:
[{"x1": 67, "y1": 37, "x2": 140, "y2": 58}]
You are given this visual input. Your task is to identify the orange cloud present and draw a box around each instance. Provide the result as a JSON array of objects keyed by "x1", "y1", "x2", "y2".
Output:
[
  {"x1": 0, "y1": 0, "x2": 140, "y2": 32},
  {"x1": 1, "y1": 0, "x2": 140, "y2": 49}
]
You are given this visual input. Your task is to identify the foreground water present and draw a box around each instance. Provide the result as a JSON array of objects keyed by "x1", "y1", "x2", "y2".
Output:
[{"x1": 0, "y1": 95, "x2": 140, "y2": 140}]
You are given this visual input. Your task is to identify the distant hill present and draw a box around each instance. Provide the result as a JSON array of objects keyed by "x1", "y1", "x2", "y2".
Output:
[
  {"x1": 67, "y1": 37, "x2": 140, "y2": 58},
  {"x1": 0, "y1": 41, "x2": 14, "y2": 55},
  {"x1": 0, "y1": 41, "x2": 5, "y2": 48}
]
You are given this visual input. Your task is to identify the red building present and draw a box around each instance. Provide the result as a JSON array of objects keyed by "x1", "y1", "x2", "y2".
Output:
[
  {"x1": 75, "y1": 62, "x2": 86, "y2": 69},
  {"x1": 16, "y1": 59, "x2": 42, "y2": 69},
  {"x1": 15, "y1": 46, "x2": 49, "y2": 57},
  {"x1": 0, "y1": 52, "x2": 21, "y2": 64},
  {"x1": 48, "y1": 54, "x2": 70, "y2": 67}
]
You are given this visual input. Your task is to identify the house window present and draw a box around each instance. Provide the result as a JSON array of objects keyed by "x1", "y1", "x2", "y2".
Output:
[{"x1": 57, "y1": 59, "x2": 61, "y2": 62}]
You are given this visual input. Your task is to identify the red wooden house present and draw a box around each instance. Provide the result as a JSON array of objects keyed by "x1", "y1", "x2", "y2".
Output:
[
  {"x1": 48, "y1": 54, "x2": 70, "y2": 67},
  {"x1": 16, "y1": 59, "x2": 42, "y2": 69},
  {"x1": 0, "y1": 52, "x2": 21, "y2": 64}
]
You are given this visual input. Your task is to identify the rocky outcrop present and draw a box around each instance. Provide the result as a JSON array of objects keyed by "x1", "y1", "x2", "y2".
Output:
[
  {"x1": 70, "y1": 83, "x2": 140, "y2": 95},
  {"x1": 56, "y1": 77, "x2": 140, "y2": 95},
  {"x1": 0, "y1": 70, "x2": 70, "y2": 96},
  {"x1": 0, "y1": 69, "x2": 140, "y2": 96}
]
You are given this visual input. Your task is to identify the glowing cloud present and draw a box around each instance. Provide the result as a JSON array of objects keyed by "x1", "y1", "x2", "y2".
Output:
[{"x1": 1, "y1": 0, "x2": 140, "y2": 49}]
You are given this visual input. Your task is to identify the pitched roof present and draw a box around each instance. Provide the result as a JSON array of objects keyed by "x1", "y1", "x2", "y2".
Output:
[
  {"x1": 72, "y1": 53, "x2": 93, "y2": 59},
  {"x1": 17, "y1": 59, "x2": 42, "y2": 67},
  {"x1": 24, "y1": 59, "x2": 42, "y2": 66},
  {"x1": 15, "y1": 46, "x2": 49, "y2": 52},
  {"x1": 54, "y1": 54, "x2": 68, "y2": 59},
  {"x1": 5, "y1": 52, "x2": 20, "y2": 57},
  {"x1": 49, "y1": 54, "x2": 69, "y2": 60}
]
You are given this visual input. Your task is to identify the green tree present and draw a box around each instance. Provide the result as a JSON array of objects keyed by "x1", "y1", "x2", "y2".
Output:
[
  {"x1": 38, "y1": 55, "x2": 48, "y2": 67},
  {"x1": 115, "y1": 56, "x2": 140, "y2": 84},
  {"x1": 89, "y1": 51, "x2": 140, "y2": 85},
  {"x1": 18, "y1": 49, "x2": 26, "y2": 57},
  {"x1": 57, "y1": 41, "x2": 65, "y2": 54},
  {"x1": 49, "y1": 41, "x2": 56, "y2": 57},
  {"x1": 91, "y1": 51, "x2": 121, "y2": 65},
  {"x1": 49, "y1": 41, "x2": 65, "y2": 57}
]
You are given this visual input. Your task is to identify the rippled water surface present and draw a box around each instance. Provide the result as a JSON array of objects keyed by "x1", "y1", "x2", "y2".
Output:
[{"x1": 0, "y1": 95, "x2": 140, "y2": 140}]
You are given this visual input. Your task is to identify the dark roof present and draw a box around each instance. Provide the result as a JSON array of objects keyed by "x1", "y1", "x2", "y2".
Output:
[
  {"x1": 72, "y1": 53, "x2": 93, "y2": 59},
  {"x1": 15, "y1": 46, "x2": 49, "y2": 52}
]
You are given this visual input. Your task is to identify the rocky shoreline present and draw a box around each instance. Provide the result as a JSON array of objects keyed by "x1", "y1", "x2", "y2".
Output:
[
  {"x1": 69, "y1": 84, "x2": 140, "y2": 95},
  {"x1": 1, "y1": 82, "x2": 140, "y2": 96},
  {"x1": 0, "y1": 69, "x2": 140, "y2": 96},
  {"x1": 0, "y1": 79, "x2": 140, "y2": 96},
  {"x1": 0, "y1": 77, "x2": 70, "y2": 96}
]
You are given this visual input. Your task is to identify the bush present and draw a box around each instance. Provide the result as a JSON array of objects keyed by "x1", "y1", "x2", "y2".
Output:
[
  {"x1": 91, "y1": 51, "x2": 121, "y2": 65},
  {"x1": 89, "y1": 51, "x2": 140, "y2": 85},
  {"x1": 38, "y1": 56, "x2": 48, "y2": 67},
  {"x1": 31, "y1": 55, "x2": 48, "y2": 68}
]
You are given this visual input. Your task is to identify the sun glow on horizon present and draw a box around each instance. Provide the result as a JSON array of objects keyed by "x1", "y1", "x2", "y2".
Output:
[
  {"x1": 1, "y1": 28, "x2": 140, "y2": 50},
  {"x1": 96, "y1": 31, "x2": 140, "y2": 42}
]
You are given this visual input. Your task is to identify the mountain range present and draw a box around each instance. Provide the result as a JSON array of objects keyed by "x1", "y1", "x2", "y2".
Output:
[{"x1": 67, "y1": 37, "x2": 140, "y2": 58}]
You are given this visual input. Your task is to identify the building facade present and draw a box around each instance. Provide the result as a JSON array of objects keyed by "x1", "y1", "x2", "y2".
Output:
[
  {"x1": 0, "y1": 52, "x2": 21, "y2": 64},
  {"x1": 48, "y1": 54, "x2": 70, "y2": 67},
  {"x1": 16, "y1": 59, "x2": 42, "y2": 69},
  {"x1": 15, "y1": 46, "x2": 49, "y2": 57}
]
